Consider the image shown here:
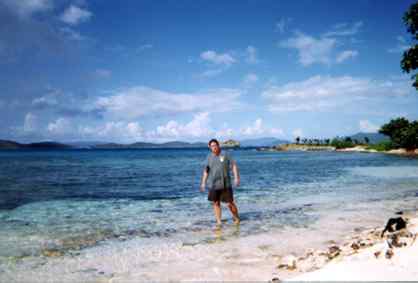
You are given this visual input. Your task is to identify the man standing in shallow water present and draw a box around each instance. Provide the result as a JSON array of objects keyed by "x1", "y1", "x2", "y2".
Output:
[{"x1": 200, "y1": 139, "x2": 240, "y2": 226}]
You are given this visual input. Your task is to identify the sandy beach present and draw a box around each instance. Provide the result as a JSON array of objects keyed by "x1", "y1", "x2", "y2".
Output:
[{"x1": 280, "y1": 212, "x2": 418, "y2": 281}]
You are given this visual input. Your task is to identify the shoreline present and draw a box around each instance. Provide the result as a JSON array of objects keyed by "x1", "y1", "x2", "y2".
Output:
[
  {"x1": 258, "y1": 144, "x2": 418, "y2": 156},
  {"x1": 2, "y1": 205, "x2": 418, "y2": 281},
  {"x1": 274, "y1": 210, "x2": 418, "y2": 281},
  {"x1": 336, "y1": 145, "x2": 418, "y2": 156}
]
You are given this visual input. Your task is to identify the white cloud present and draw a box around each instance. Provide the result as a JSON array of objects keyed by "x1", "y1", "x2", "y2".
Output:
[
  {"x1": 200, "y1": 50, "x2": 236, "y2": 66},
  {"x1": 280, "y1": 32, "x2": 337, "y2": 66},
  {"x1": 359, "y1": 120, "x2": 379, "y2": 133},
  {"x1": 199, "y1": 68, "x2": 225, "y2": 78},
  {"x1": 149, "y1": 112, "x2": 214, "y2": 141},
  {"x1": 336, "y1": 50, "x2": 358, "y2": 63},
  {"x1": 47, "y1": 117, "x2": 72, "y2": 135},
  {"x1": 79, "y1": 121, "x2": 144, "y2": 142},
  {"x1": 94, "y1": 86, "x2": 242, "y2": 120},
  {"x1": 149, "y1": 116, "x2": 284, "y2": 141},
  {"x1": 60, "y1": 5, "x2": 92, "y2": 26},
  {"x1": 280, "y1": 22, "x2": 363, "y2": 66},
  {"x1": 276, "y1": 18, "x2": 292, "y2": 33},
  {"x1": 245, "y1": 46, "x2": 259, "y2": 64},
  {"x1": 241, "y1": 118, "x2": 283, "y2": 137},
  {"x1": 32, "y1": 94, "x2": 58, "y2": 107},
  {"x1": 32, "y1": 87, "x2": 67, "y2": 108},
  {"x1": 99, "y1": 121, "x2": 143, "y2": 140},
  {"x1": 323, "y1": 21, "x2": 363, "y2": 37},
  {"x1": 59, "y1": 27, "x2": 84, "y2": 41},
  {"x1": 138, "y1": 44, "x2": 153, "y2": 52},
  {"x1": 94, "y1": 68, "x2": 112, "y2": 78},
  {"x1": 2, "y1": 0, "x2": 52, "y2": 17},
  {"x1": 262, "y1": 75, "x2": 413, "y2": 113},
  {"x1": 388, "y1": 36, "x2": 411, "y2": 53},
  {"x1": 243, "y1": 73, "x2": 259, "y2": 85},
  {"x1": 23, "y1": 112, "x2": 38, "y2": 132},
  {"x1": 215, "y1": 127, "x2": 235, "y2": 139},
  {"x1": 292, "y1": 128, "x2": 303, "y2": 138}
]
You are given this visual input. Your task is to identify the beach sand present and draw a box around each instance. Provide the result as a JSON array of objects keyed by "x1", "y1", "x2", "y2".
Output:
[{"x1": 282, "y1": 213, "x2": 418, "y2": 281}]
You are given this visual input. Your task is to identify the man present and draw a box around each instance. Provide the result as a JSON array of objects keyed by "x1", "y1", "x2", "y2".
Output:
[{"x1": 200, "y1": 138, "x2": 240, "y2": 226}]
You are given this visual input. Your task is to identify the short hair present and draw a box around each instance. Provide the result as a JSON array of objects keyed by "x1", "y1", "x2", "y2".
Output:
[{"x1": 208, "y1": 138, "x2": 220, "y2": 146}]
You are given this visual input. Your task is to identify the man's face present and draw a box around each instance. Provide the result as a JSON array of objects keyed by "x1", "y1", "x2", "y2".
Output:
[{"x1": 209, "y1": 142, "x2": 221, "y2": 155}]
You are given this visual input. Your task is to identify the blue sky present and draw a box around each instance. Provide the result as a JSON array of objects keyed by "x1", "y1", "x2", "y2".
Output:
[{"x1": 1, "y1": 0, "x2": 417, "y2": 143}]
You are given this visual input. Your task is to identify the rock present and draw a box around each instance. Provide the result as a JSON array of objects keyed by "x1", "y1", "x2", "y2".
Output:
[
  {"x1": 305, "y1": 248, "x2": 315, "y2": 257},
  {"x1": 388, "y1": 233, "x2": 403, "y2": 248},
  {"x1": 297, "y1": 251, "x2": 329, "y2": 272},
  {"x1": 327, "y1": 246, "x2": 341, "y2": 260},
  {"x1": 278, "y1": 255, "x2": 297, "y2": 270},
  {"x1": 221, "y1": 139, "x2": 240, "y2": 148},
  {"x1": 42, "y1": 249, "x2": 64, "y2": 257},
  {"x1": 359, "y1": 239, "x2": 374, "y2": 248},
  {"x1": 385, "y1": 248, "x2": 394, "y2": 259},
  {"x1": 351, "y1": 242, "x2": 360, "y2": 251}
]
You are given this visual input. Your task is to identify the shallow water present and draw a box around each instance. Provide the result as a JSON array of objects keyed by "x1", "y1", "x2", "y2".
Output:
[{"x1": 0, "y1": 149, "x2": 417, "y2": 281}]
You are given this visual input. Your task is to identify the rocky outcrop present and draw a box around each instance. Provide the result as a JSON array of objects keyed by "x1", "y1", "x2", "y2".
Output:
[{"x1": 221, "y1": 139, "x2": 240, "y2": 148}]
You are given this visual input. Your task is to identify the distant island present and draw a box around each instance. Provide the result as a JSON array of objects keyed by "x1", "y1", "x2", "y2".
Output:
[
  {"x1": 2, "y1": 127, "x2": 410, "y2": 153},
  {"x1": 0, "y1": 140, "x2": 72, "y2": 149},
  {"x1": 220, "y1": 139, "x2": 240, "y2": 148},
  {"x1": 0, "y1": 137, "x2": 291, "y2": 150}
]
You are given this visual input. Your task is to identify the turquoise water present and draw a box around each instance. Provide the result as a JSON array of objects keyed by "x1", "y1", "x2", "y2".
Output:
[{"x1": 1, "y1": 149, "x2": 418, "y2": 281}]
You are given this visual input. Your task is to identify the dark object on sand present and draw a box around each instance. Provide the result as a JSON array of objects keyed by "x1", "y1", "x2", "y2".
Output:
[
  {"x1": 381, "y1": 217, "x2": 407, "y2": 237},
  {"x1": 385, "y1": 248, "x2": 394, "y2": 259}
]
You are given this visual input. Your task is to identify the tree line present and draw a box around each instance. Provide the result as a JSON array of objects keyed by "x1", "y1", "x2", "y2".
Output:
[
  {"x1": 294, "y1": 136, "x2": 370, "y2": 148},
  {"x1": 294, "y1": 117, "x2": 418, "y2": 151},
  {"x1": 379, "y1": 117, "x2": 418, "y2": 150}
]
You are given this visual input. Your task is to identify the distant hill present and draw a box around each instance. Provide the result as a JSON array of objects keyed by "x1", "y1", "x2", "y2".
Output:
[
  {"x1": 240, "y1": 137, "x2": 290, "y2": 147},
  {"x1": 0, "y1": 140, "x2": 72, "y2": 149},
  {"x1": 349, "y1": 132, "x2": 390, "y2": 144},
  {"x1": 0, "y1": 140, "x2": 21, "y2": 149},
  {"x1": 67, "y1": 141, "x2": 108, "y2": 148},
  {"x1": 26, "y1": 142, "x2": 72, "y2": 149}
]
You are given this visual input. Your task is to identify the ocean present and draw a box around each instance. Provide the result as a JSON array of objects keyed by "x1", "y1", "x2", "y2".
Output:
[{"x1": 1, "y1": 148, "x2": 418, "y2": 281}]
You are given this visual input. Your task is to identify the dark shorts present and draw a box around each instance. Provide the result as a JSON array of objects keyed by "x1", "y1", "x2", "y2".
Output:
[{"x1": 208, "y1": 187, "x2": 234, "y2": 203}]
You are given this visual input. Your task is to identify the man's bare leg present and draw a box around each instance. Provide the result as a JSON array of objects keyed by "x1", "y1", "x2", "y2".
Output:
[
  {"x1": 227, "y1": 202, "x2": 240, "y2": 224},
  {"x1": 213, "y1": 201, "x2": 222, "y2": 226}
]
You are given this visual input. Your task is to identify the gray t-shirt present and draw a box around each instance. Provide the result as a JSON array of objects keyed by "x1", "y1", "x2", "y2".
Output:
[{"x1": 204, "y1": 152, "x2": 234, "y2": 191}]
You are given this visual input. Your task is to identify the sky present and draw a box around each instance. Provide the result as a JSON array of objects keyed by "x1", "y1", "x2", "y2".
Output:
[{"x1": 1, "y1": 0, "x2": 418, "y2": 143}]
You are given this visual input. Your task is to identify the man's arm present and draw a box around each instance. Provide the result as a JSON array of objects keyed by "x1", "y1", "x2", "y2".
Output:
[
  {"x1": 232, "y1": 161, "x2": 240, "y2": 187},
  {"x1": 200, "y1": 167, "x2": 209, "y2": 192}
]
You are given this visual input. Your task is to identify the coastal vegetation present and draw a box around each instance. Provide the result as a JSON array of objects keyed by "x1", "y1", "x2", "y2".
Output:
[
  {"x1": 273, "y1": 117, "x2": 418, "y2": 154},
  {"x1": 401, "y1": 1, "x2": 418, "y2": 89},
  {"x1": 290, "y1": 133, "x2": 386, "y2": 150},
  {"x1": 379, "y1": 117, "x2": 418, "y2": 150}
]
